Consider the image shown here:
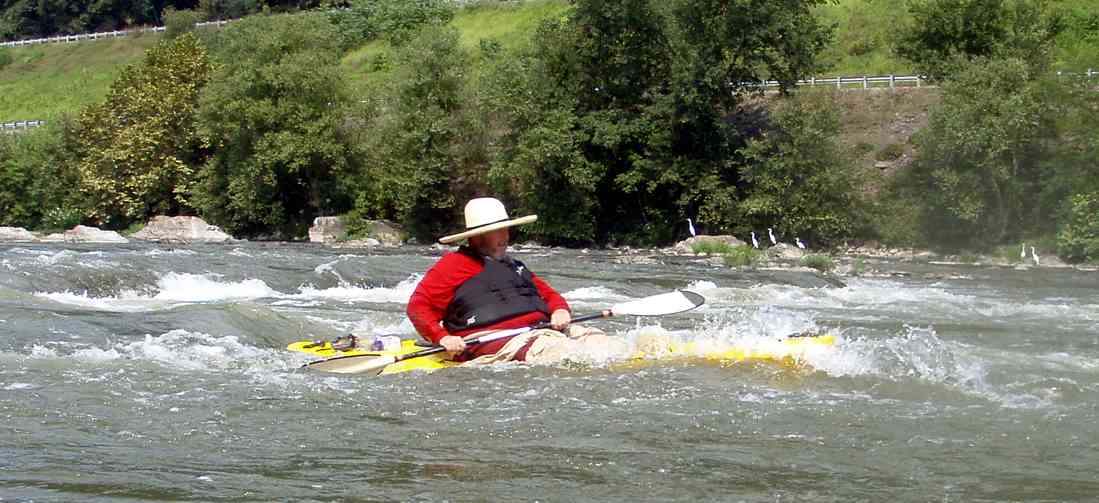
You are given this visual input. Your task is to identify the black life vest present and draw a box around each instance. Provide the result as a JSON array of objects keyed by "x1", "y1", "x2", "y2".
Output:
[{"x1": 443, "y1": 247, "x2": 550, "y2": 332}]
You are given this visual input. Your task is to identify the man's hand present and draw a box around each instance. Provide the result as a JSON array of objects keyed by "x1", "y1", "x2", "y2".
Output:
[
  {"x1": 550, "y1": 309, "x2": 571, "y2": 331},
  {"x1": 439, "y1": 335, "x2": 467, "y2": 357}
]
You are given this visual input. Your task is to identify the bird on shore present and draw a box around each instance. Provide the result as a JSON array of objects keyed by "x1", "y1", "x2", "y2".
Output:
[
  {"x1": 795, "y1": 237, "x2": 806, "y2": 249},
  {"x1": 1020, "y1": 243, "x2": 1026, "y2": 260},
  {"x1": 768, "y1": 227, "x2": 777, "y2": 246},
  {"x1": 751, "y1": 231, "x2": 759, "y2": 249},
  {"x1": 1031, "y1": 246, "x2": 1039, "y2": 266},
  {"x1": 687, "y1": 218, "x2": 696, "y2": 237}
]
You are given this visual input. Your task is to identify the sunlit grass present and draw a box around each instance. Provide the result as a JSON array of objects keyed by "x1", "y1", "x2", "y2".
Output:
[{"x1": 0, "y1": 36, "x2": 161, "y2": 121}]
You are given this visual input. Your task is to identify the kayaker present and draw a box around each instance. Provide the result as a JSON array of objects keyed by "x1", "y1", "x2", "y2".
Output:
[{"x1": 407, "y1": 197, "x2": 611, "y2": 364}]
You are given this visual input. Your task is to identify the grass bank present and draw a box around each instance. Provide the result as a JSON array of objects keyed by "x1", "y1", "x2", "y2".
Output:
[
  {"x1": 3, "y1": 0, "x2": 1093, "y2": 121},
  {"x1": 0, "y1": 35, "x2": 161, "y2": 121}
]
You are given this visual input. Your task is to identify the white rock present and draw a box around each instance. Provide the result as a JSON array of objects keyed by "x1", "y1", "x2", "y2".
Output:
[
  {"x1": 766, "y1": 242, "x2": 805, "y2": 260},
  {"x1": 0, "y1": 226, "x2": 37, "y2": 242},
  {"x1": 308, "y1": 216, "x2": 347, "y2": 244},
  {"x1": 131, "y1": 216, "x2": 233, "y2": 243},
  {"x1": 673, "y1": 235, "x2": 746, "y2": 254},
  {"x1": 41, "y1": 225, "x2": 128, "y2": 243}
]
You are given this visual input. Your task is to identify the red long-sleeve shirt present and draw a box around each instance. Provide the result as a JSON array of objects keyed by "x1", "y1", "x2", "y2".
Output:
[{"x1": 407, "y1": 250, "x2": 570, "y2": 359}]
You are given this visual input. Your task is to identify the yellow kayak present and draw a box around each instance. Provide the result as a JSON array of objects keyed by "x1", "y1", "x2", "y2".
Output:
[{"x1": 288, "y1": 333, "x2": 836, "y2": 375}]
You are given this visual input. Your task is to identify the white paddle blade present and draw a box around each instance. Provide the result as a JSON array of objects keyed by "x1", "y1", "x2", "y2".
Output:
[
  {"x1": 306, "y1": 354, "x2": 396, "y2": 375},
  {"x1": 610, "y1": 290, "x2": 705, "y2": 317}
]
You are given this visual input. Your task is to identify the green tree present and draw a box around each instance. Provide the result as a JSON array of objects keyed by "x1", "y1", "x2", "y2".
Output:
[
  {"x1": 327, "y1": 0, "x2": 454, "y2": 48},
  {"x1": 163, "y1": 7, "x2": 202, "y2": 39},
  {"x1": 903, "y1": 57, "x2": 1059, "y2": 247},
  {"x1": 0, "y1": 122, "x2": 81, "y2": 230},
  {"x1": 195, "y1": 13, "x2": 356, "y2": 238},
  {"x1": 353, "y1": 25, "x2": 476, "y2": 241},
  {"x1": 483, "y1": 0, "x2": 832, "y2": 245},
  {"x1": 737, "y1": 92, "x2": 862, "y2": 244},
  {"x1": 1057, "y1": 192, "x2": 1099, "y2": 263},
  {"x1": 894, "y1": 0, "x2": 1061, "y2": 79},
  {"x1": 69, "y1": 33, "x2": 212, "y2": 228}
]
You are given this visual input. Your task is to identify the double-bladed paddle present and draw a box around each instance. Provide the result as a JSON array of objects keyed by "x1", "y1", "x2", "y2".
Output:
[{"x1": 302, "y1": 289, "x2": 706, "y2": 375}]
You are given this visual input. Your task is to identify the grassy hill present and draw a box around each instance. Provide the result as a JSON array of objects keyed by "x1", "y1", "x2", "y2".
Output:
[
  {"x1": 0, "y1": 1, "x2": 572, "y2": 122},
  {"x1": 1, "y1": 0, "x2": 1094, "y2": 122},
  {"x1": 0, "y1": 36, "x2": 161, "y2": 121}
]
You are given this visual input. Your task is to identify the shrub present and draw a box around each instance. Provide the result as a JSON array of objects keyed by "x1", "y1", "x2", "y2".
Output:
[
  {"x1": 1056, "y1": 192, "x2": 1099, "y2": 263},
  {"x1": 722, "y1": 245, "x2": 763, "y2": 268},
  {"x1": 0, "y1": 47, "x2": 12, "y2": 70},
  {"x1": 893, "y1": 0, "x2": 1060, "y2": 79},
  {"x1": 163, "y1": 8, "x2": 202, "y2": 39},
  {"x1": 690, "y1": 240, "x2": 735, "y2": 255},
  {"x1": 801, "y1": 254, "x2": 835, "y2": 272},
  {"x1": 903, "y1": 57, "x2": 1057, "y2": 247},
  {"x1": 875, "y1": 142, "x2": 905, "y2": 161},
  {"x1": 328, "y1": 0, "x2": 455, "y2": 48},
  {"x1": 851, "y1": 257, "x2": 867, "y2": 276},
  {"x1": 43, "y1": 205, "x2": 84, "y2": 231},
  {"x1": 737, "y1": 91, "x2": 864, "y2": 244},
  {"x1": 0, "y1": 123, "x2": 82, "y2": 230}
]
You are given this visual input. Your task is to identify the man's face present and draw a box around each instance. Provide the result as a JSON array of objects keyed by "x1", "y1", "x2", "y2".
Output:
[{"x1": 469, "y1": 228, "x2": 509, "y2": 260}]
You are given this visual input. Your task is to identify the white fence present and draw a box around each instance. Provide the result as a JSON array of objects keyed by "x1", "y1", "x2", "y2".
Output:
[
  {"x1": 760, "y1": 74, "x2": 926, "y2": 89},
  {"x1": 1, "y1": 120, "x2": 46, "y2": 133},
  {"x1": 1, "y1": 20, "x2": 231, "y2": 48},
  {"x1": 4, "y1": 70, "x2": 1095, "y2": 131},
  {"x1": 760, "y1": 69, "x2": 1097, "y2": 89}
]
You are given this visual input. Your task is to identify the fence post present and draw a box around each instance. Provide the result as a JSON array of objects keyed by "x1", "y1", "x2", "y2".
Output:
[
  {"x1": 890, "y1": 75, "x2": 895, "y2": 88},
  {"x1": 836, "y1": 77, "x2": 841, "y2": 89},
  {"x1": 916, "y1": 75, "x2": 921, "y2": 88},
  {"x1": 810, "y1": 76, "x2": 816, "y2": 87},
  {"x1": 863, "y1": 76, "x2": 869, "y2": 89}
]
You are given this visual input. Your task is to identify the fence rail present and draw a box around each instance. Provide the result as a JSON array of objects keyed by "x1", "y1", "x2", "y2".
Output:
[
  {"x1": 759, "y1": 69, "x2": 1097, "y2": 89},
  {"x1": 1, "y1": 120, "x2": 46, "y2": 132},
  {"x1": 5, "y1": 70, "x2": 1095, "y2": 132},
  {"x1": 1, "y1": 20, "x2": 231, "y2": 48}
]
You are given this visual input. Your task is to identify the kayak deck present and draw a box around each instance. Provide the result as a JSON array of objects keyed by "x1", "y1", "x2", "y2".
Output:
[{"x1": 288, "y1": 333, "x2": 836, "y2": 375}]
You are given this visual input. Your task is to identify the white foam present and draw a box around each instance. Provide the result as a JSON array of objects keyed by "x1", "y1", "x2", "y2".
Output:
[
  {"x1": 35, "y1": 272, "x2": 282, "y2": 311},
  {"x1": 563, "y1": 286, "x2": 628, "y2": 302},
  {"x1": 152, "y1": 273, "x2": 279, "y2": 302},
  {"x1": 2, "y1": 383, "x2": 35, "y2": 390},
  {"x1": 291, "y1": 274, "x2": 422, "y2": 304},
  {"x1": 685, "y1": 280, "x2": 718, "y2": 292}
]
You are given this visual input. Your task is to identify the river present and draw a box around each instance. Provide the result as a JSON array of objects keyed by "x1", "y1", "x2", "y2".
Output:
[{"x1": 1, "y1": 242, "x2": 1096, "y2": 501}]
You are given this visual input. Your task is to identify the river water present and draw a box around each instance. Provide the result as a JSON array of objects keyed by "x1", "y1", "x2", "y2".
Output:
[{"x1": 1, "y1": 242, "x2": 1096, "y2": 502}]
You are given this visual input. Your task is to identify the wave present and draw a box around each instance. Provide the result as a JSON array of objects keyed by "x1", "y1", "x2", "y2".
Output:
[
  {"x1": 34, "y1": 272, "x2": 424, "y2": 311},
  {"x1": 25, "y1": 329, "x2": 299, "y2": 373}
]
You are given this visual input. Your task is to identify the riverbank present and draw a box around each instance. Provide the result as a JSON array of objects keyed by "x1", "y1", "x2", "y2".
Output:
[{"x1": 3, "y1": 219, "x2": 1090, "y2": 279}]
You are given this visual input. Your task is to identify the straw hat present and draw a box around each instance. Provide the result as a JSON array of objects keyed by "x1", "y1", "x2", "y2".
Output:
[{"x1": 438, "y1": 198, "x2": 537, "y2": 244}]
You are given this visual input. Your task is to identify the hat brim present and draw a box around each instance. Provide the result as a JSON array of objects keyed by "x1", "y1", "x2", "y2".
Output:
[{"x1": 438, "y1": 215, "x2": 537, "y2": 244}]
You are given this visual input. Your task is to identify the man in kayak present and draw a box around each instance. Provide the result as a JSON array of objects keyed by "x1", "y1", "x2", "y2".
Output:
[{"x1": 407, "y1": 197, "x2": 620, "y2": 364}]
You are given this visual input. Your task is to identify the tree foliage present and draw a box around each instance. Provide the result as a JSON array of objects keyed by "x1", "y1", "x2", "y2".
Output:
[
  {"x1": 327, "y1": 0, "x2": 454, "y2": 48},
  {"x1": 896, "y1": 56, "x2": 1098, "y2": 248},
  {"x1": 1057, "y1": 192, "x2": 1099, "y2": 263},
  {"x1": 894, "y1": 0, "x2": 1061, "y2": 79},
  {"x1": 163, "y1": 7, "x2": 202, "y2": 39},
  {"x1": 68, "y1": 32, "x2": 212, "y2": 228},
  {"x1": 482, "y1": 0, "x2": 833, "y2": 245},
  {"x1": 194, "y1": 13, "x2": 356, "y2": 238},
  {"x1": 0, "y1": 123, "x2": 80, "y2": 229},
  {"x1": 737, "y1": 92, "x2": 863, "y2": 244},
  {"x1": 351, "y1": 25, "x2": 480, "y2": 241}
]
